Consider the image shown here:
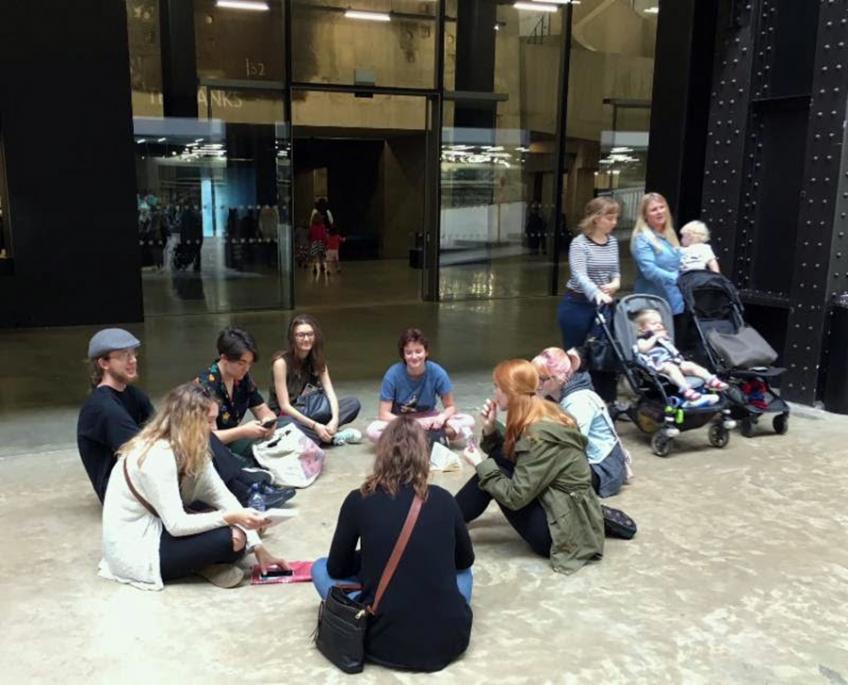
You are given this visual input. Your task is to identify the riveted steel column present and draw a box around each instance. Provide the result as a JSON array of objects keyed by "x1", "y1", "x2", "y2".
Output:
[
  {"x1": 782, "y1": 0, "x2": 848, "y2": 404},
  {"x1": 700, "y1": 0, "x2": 756, "y2": 281}
]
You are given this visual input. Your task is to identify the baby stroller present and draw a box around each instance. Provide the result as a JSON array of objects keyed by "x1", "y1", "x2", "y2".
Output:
[
  {"x1": 677, "y1": 270, "x2": 790, "y2": 437},
  {"x1": 595, "y1": 294, "x2": 735, "y2": 457}
]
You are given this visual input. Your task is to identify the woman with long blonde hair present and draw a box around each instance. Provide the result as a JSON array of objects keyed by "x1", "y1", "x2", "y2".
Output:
[
  {"x1": 312, "y1": 416, "x2": 474, "y2": 672},
  {"x1": 99, "y1": 383, "x2": 289, "y2": 590},
  {"x1": 456, "y1": 359, "x2": 604, "y2": 575},
  {"x1": 630, "y1": 192, "x2": 684, "y2": 314}
]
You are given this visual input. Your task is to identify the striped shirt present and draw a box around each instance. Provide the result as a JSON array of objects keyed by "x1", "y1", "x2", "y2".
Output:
[{"x1": 566, "y1": 234, "x2": 620, "y2": 298}]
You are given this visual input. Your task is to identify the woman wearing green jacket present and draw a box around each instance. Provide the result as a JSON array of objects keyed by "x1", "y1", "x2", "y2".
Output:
[{"x1": 456, "y1": 359, "x2": 604, "y2": 574}]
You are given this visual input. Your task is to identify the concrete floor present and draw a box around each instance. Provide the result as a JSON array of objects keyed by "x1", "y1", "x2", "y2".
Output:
[{"x1": 2, "y1": 300, "x2": 848, "y2": 683}]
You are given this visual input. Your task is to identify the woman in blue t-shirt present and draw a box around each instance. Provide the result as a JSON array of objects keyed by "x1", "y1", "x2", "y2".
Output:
[{"x1": 366, "y1": 328, "x2": 474, "y2": 444}]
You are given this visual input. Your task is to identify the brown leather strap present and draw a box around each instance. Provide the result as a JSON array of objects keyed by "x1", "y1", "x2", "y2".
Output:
[
  {"x1": 369, "y1": 494, "x2": 423, "y2": 615},
  {"x1": 122, "y1": 458, "x2": 159, "y2": 518}
]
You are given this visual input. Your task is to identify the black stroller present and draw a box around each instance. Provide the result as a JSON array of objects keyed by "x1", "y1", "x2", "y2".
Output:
[
  {"x1": 594, "y1": 293, "x2": 735, "y2": 457},
  {"x1": 677, "y1": 270, "x2": 790, "y2": 437}
]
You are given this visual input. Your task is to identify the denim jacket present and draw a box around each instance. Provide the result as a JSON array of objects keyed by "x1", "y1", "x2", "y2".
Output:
[
  {"x1": 631, "y1": 233, "x2": 683, "y2": 314},
  {"x1": 559, "y1": 381, "x2": 618, "y2": 465}
]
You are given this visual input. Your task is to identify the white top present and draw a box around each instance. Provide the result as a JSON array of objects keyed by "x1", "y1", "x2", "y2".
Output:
[
  {"x1": 99, "y1": 440, "x2": 259, "y2": 591},
  {"x1": 680, "y1": 243, "x2": 716, "y2": 272}
]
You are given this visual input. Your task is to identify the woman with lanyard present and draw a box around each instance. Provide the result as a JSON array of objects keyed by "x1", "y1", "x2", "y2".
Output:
[{"x1": 555, "y1": 197, "x2": 621, "y2": 402}]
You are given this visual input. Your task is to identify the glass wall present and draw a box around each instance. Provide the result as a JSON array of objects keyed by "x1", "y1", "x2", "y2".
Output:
[
  {"x1": 562, "y1": 0, "x2": 658, "y2": 291},
  {"x1": 126, "y1": 0, "x2": 292, "y2": 316},
  {"x1": 124, "y1": 0, "x2": 659, "y2": 311},
  {"x1": 439, "y1": 1, "x2": 564, "y2": 300}
]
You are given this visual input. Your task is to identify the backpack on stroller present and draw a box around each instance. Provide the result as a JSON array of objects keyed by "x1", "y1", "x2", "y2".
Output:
[
  {"x1": 677, "y1": 270, "x2": 790, "y2": 437},
  {"x1": 594, "y1": 294, "x2": 735, "y2": 457}
]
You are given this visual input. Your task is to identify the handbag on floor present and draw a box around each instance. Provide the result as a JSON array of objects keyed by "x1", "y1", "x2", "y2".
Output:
[
  {"x1": 601, "y1": 504, "x2": 638, "y2": 539},
  {"x1": 253, "y1": 423, "x2": 325, "y2": 488},
  {"x1": 293, "y1": 385, "x2": 333, "y2": 425},
  {"x1": 314, "y1": 495, "x2": 423, "y2": 673}
]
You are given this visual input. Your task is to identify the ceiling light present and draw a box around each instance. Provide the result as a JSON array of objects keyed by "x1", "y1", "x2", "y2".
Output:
[
  {"x1": 156, "y1": 137, "x2": 167, "y2": 142},
  {"x1": 136, "y1": 139, "x2": 146, "y2": 144},
  {"x1": 344, "y1": 9, "x2": 391, "y2": 21},
  {"x1": 532, "y1": 0, "x2": 579, "y2": 5},
  {"x1": 514, "y1": 2, "x2": 558, "y2": 12},
  {"x1": 215, "y1": 1, "x2": 270, "y2": 10},
  {"x1": 644, "y1": 6, "x2": 659, "y2": 14}
]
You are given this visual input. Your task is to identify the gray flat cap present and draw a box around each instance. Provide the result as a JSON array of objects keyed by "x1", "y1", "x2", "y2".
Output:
[{"x1": 87, "y1": 328, "x2": 142, "y2": 359}]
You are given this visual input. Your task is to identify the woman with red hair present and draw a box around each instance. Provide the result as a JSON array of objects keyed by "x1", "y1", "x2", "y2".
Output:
[{"x1": 455, "y1": 360, "x2": 604, "y2": 575}]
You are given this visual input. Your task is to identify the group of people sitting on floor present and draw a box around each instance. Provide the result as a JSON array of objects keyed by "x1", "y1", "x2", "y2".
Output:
[{"x1": 77, "y1": 189, "x2": 732, "y2": 672}]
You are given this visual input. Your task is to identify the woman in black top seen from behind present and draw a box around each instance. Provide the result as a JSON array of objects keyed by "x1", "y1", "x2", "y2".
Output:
[{"x1": 312, "y1": 416, "x2": 474, "y2": 672}]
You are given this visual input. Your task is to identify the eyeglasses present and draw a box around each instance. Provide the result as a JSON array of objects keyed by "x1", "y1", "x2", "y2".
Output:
[
  {"x1": 109, "y1": 350, "x2": 138, "y2": 362},
  {"x1": 294, "y1": 332, "x2": 315, "y2": 339}
]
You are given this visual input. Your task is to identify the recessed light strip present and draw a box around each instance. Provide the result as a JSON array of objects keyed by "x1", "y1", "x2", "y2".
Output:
[
  {"x1": 215, "y1": 1, "x2": 270, "y2": 11},
  {"x1": 514, "y1": 2, "x2": 558, "y2": 12},
  {"x1": 344, "y1": 9, "x2": 391, "y2": 22}
]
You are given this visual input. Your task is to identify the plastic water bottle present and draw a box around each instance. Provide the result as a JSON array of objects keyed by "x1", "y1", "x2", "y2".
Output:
[{"x1": 247, "y1": 483, "x2": 266, "y2": 512}]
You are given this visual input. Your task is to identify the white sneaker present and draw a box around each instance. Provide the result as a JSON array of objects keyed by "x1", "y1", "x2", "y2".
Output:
[{"x1": 333, "y1": 428, "x2": 362, "y2": 445}]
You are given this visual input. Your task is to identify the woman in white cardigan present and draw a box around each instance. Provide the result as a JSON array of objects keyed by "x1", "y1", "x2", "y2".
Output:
[{"x1": 100, "y1": 383, "x2": 290, "y2": 590}]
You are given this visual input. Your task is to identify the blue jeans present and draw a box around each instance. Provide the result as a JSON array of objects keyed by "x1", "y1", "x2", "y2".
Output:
[
  {"x1": 311, "y1": 557, "x2": 473, "y2": 604},
  {"x1": 556, "y1": 293, "x2": 619, "y2": 402},
  {"x1": 556, "y1": 291, "x2": 597, "y2": 349}
]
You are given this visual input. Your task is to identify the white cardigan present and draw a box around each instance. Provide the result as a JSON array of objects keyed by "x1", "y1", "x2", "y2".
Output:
[{"x1": 99, "y1": 440, "x2": 259, "y2": 591}]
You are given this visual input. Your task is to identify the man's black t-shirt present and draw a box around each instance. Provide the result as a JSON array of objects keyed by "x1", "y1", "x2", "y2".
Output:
[{"x1": 77, "y1": 385, "x2": 154, "y2": 502}]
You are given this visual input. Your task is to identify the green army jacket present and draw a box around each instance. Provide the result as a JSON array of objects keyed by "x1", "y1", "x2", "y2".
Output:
[{"x1": 477, "y1": 420, "x2": 605, "y2": 575}]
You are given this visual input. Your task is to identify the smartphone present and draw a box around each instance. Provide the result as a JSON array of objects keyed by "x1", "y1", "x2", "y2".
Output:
[
  {"x1": 260, "y1": 417, "x2": 277, "y2": 429},
  {"x1": 261, "y1": 567, "x2": 293, "y2": 578}
]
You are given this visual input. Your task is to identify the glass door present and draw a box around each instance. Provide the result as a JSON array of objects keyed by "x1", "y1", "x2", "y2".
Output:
[{"x1": 133, "y1": 84, "x2": 292, "y2": 315}]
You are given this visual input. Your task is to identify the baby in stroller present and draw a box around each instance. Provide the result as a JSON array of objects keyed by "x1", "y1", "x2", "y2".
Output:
[{"x1": 634, "y1": 308, "x2": 728, "y2": 406}]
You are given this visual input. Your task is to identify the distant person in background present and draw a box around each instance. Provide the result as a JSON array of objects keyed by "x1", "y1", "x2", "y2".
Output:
[
  {"x1": 525, "y1": 202, "x2": 547, "y2": 256},
  {"x1": 308, "y1": 214, "x2": 328, "y2": 277},
  {"x1": 325, "y1": 226, "x2": 345, "y2": 274},
  {"x1": 310, "y1": 197, "x2": 334, "y2": 230}
]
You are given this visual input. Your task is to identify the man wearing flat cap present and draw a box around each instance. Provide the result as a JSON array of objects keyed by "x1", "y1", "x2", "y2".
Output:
[{"x1": 77, "y1": 328, "x2": 151, "y2": 502}]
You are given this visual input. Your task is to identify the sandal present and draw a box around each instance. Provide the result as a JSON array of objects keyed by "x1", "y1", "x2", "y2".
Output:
[
  {"x1": 682, "y1": 388, "x2": 701, "y2": 402},
  {"x1": 706, "y1": 376, "x2": 729, "y2": 391}
]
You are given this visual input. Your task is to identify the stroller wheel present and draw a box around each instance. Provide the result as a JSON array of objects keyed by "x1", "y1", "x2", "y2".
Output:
[
  {"x1": 651, "y1": 431, "x2": 673, "y2": 457},
  {"x1": 740, "y1": 417, "x2": 756, "y2": 438},
  {"x1": 708, "y1": 422, "x2": 730, "y2": 448},
  {"x1": 773, "y1": 413, "x2": 789, "y2": 435}
]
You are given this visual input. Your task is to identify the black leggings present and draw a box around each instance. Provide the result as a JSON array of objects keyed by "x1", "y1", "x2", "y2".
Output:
[
  {"x1": 159, "y1": 526, "x2": 244, "y2": 581},
  {"x1": 454, "y1": 452, "x2": 552, "y2": 558}
]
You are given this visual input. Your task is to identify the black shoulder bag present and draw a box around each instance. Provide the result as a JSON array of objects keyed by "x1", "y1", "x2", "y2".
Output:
[{"x1": 314, "y1": 495, "x2": 423, "y2": 673}]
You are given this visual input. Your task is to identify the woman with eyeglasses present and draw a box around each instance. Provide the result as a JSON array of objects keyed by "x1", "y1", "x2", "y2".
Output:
[
  {"x1": 455, "y1": 359, "x2": 604, "y2": 575},
  {"x1": 100, "y1": 383, "x2": 290, "y2": 590},
  {"x1": 531, "y1": 348, "x2": 631, "y2": 498},
  {"x1": 269, "y1": 313, "x2": 362, "y2": 446}
]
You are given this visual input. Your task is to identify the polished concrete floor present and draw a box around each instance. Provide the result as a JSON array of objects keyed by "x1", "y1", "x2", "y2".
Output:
[
  {"x1": 2, "y1": 300, "x2": 847, "y2": 683},
  {"x1": 139, "y1": 239, "x2": 639, "y2": 316}
]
